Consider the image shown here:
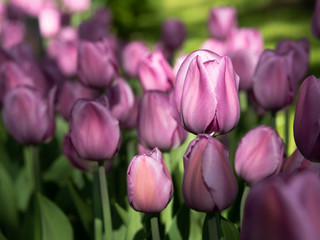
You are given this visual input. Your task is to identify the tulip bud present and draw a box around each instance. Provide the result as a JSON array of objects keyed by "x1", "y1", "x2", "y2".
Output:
[
  {"x1": 242, "y1": 171, "x2": 320, "y2": 240},
  {"x1": 38, "y1": 3, "x2": 61, "y2": 38},
  {"x1": 275, "y1": 38, "x2": 309, "y2": 84},
  {"x1": 182, "y1": 134, "x2": 238, "y2": 212},
  {"x1": 68, "y1": 97, "x2": 121, "y2": 161},
  {"x1": 78, "y1": 39, "x2": 118, "y2": 89},
  {"x1": 252, "y1": 50, "x2": 295, "y2": 112},
  {"x1": 138, "y1": 90, "x2": 187, "y2": 152},
  {"x1": 282, "y1": 149, "x2": 320, "y2": 177},
  {"x1": 208, "y1": 6, "x2": 237, "y2": 40},
  {"x1": 235, "y1": 125, "x2": 286, "y2": 184},
  {"x1": 62, "y1": 0, "x2": 90, "y2": 12},
  {"x1": 55, "y1": 80, "x2": 99, "y2": 120},
  {"x1": 121, "y1": 41, "x2": 149, "y2": 77},
  {"x1": 312, "y1": 0, "x2": 320, "y2": 39},
  {"x1": 161, "y1": 18, "x2": 186, "y2": 50},
  {"x1": 138, "y1": 50, "x2": 175, "y2": 92},
  {"x1": 175, "y1": 49, "x2": 240, "y2": 135},
  {"x1": 294, "y1": 75, "x2": 320, "y2": 162},
  {"x1": 106, "y1": 77, "x2": 138, "y2": 128},
  {"x1": 2, "y1": 86, "x2": 56, "y2": 145},
  {"x1": 200, "y1": 38, "x2": 228, "y2": 56},
  {"x1": 127, "y1": 147, "x2": 173, "y2": 213}
]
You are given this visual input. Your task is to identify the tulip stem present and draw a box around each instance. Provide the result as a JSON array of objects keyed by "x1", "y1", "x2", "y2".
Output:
[
  {"x1": 271, "y1": 112, "x2": 277, "y2": 130},
  {"x1": 98, "y1": 162, "x2": 113, "y2": 240},
  {"x1": 285, "y1": 107, "x2": 290, "y2": 154},
  {"x1": 150, "y1": 215, "x2": 160, "y2": 240},
  {"x1": 240, "y1": 185, "x2": 250, "y2": 226},
  {"x1": 207, "y1": 212, "x2": 221, "y2": 240},
  {"x1": 24, "y1": 145, "x2": 41, "y2": 193},
  {"x1": 94, "y1": 218, "x2": 103, "y2": 240}
]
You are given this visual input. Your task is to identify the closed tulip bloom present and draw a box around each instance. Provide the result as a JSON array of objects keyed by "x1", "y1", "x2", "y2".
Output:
[
  {"x1": 161, "y1": 18, "x2": 186, "y2": 50},
  {"x1": 208, "y1": 6, "x2": 237, "y2": 40},
  {"x1": 106, "y1": 77, "x2": 137, "y2": 128},
  {"x1": 235, "y1": 125, "x2": 285, "y2": 184},
  {"x1": 252, "y1": 50, "x2": 295, "y2": 112},
  {"x1": 242, "y1": 171, "x2": 320, "y2": 240},
  {"x1": 275, "y1": 38, "x2": 309, "y2": 84},
  {"x1": 62, "y1": 0, "x2": 90, "y2": 12},
  {"x1": 175, "y1": 49, "x2": 240, "y2": 135},
  {"x1": 38, "y1": 3, "x2": 61, "y2": 38},
  {"x1": 78, "y1": 39, "x2": 118, "y2": 89},
  {"x1": 68, "y1": 97, "x2": 121, "y2": 161},
  {"x1": 227, "y1": 28, "x2": 263, "y2": 54},
  {"x1": 2, "y1": 86, "x2": 56, "y2": 145},
  {"x1": 127, "y1": 147, "x2": 173, "y2": 213},
  {"x1": 138, "y1": 91, "x2": 187, "y2": 152},
  {"x1": 182, "y1": 134, "x2": 238, "y2": 212},
  {"x1": 294, "y1": 75, "x2": 320, "y2": 161},
  {"x1": 138, "y1": 50, "x2": 175, "y2": 92},
  {"x1": 312, "y1": 0, "x2": 320, "y2": 39}
]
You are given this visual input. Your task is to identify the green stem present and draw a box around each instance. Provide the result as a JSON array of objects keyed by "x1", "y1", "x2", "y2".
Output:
[
  {"x1": 94, "y1": 218, "x2": 103, "y2": 240},
  {"x1": 93, "y1": 167, "x2": 103, "y2": 240},
  {"x1": 271, "y1": 112, "x2": 277, "y2": 130},
  {"x1": 285, "y1": 107, "x2": 290, "y2": 155},
  {"x1": 98, "y1": 162, "x2": 113, "y2": 240},
  {"x1": 24, "y1": 145, "x2": 40, "y2": 193},
  {"x1": 207, "y1": 212, "x2": 221, "y2": 240},
  {"x1": 240, "y1": 185, "x2": 250, "y2": 226},
  {"x1": 150, "y1": 215, "x2": 160, "y2": 240}
]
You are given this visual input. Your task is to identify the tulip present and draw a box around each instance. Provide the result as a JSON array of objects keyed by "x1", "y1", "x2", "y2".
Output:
[
  {"x1": 121, "y1": 41, "x2": 149, "y2": 77},
  {"x1": 68, "y1": 97, "x2": 121, "y2": 161},
  {"x1": 282, "y1": 149, "x2": 320, "y2": 177},
  {"x1": 242, "y1": 171, "x2": 320, "y2": 240},
  {"x1": 11, "y1": 0, "x2": 44, "y2": 16},
  {"x1": 252, "y1": 50, "x2": 295, "y2": 112},
  {"x1": 293, "y1": 75, "x2": 320, "y2": 161},
  {"x1": 78, "y1": 39, "x2": 118, "y2": 89},
  {"x1": 2, "y1": 86, "x2": 56, "y2": 145},
  {"x1": 61, "y1": 0, "x2": 90, "y2": 12},
  {"x1": 182, "y1": 134, "x2": 238, "y2": 212},
  {"x1": 38, "y1": 3, "x2": 61, "y2": 38},
  {"x1": 312, "y1": 0, "x2": 320, "y2": 39},
  {"x1": 161, "y1": 18, "x2": 186, "y2": 50},
  {"x1": 200, "y1": 38, "x2": 228, "y2": 56},
  {"x1": 235, "y1": 125, "x2": 285, "y2": 184},
  {"x1": 106, "y1": 77, "x2": 138, "y2": 128},
  {"x1": 175, "y1": 49, "x2": 240, "y2": 135},
  {"x1": 137, "y1": 90, "x2": 187, "y2": 152},
  {"x1": 127, "y1": 147, "x2": 173, "y2": 213},
  {"x1": 1, "y1": 20, "x2": 25, "y2": 49},
  {"x1": 138, "y1": 50, "x2": 175, "y2": 92},
  {"x1": 227, "y1": 28, "x2": 263, "y2": 54},
  {"x1": 275, "y1": 38, "x2": 309, "y2": 84},
  {"x1": 78, "y1": 19, "x2": 108, "y2": 42},
  {"x1": 208, "y1": 6, "x2": 237, "y2": 40},
  {"x1": 9, "y1": 43, "x2": 35, "y2": 63},
  {"x1": 55, "y1": 80, "x2": 99, "y2": 120}
]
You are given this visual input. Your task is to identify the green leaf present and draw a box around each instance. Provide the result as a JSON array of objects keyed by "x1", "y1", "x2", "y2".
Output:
[
  {"x1": 37, "y1": 193, "x2": 73, "y2": 240},
  {"x1": 125, "y1": 207, "x2": 144, "y2": 240},
  {"x1": 115, "y1": 203, "x2": 129, "y2": 225},
  {"x1": 0, "y1": 229, "x2": 8, "y2": 240},
  {"x1": 14, "y1": 168, "x2": 33, "y2": 211},
  {"x1": 166, "y1": 204, "x2": 190, "y2": 240},
  {"x1": 220, "y1": 216, "x2": 239, "y2": 240}
]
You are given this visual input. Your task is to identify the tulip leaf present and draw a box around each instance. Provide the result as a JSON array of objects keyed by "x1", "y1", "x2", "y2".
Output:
[
  {"x1": 115, "y1": 202, "x2": 129, "y2": 225},
  {"x1": 114, "y1": 225, "x2": 127, "y2": 240},
  {"x1": 37, "y1": 193, "x2": 73, "y2": 240},
  {"x1": 220, "y1": 216, "x2": 239, "y2": 240},
  {"x1": 166, "y1": 204, "x2": 190, "y2": 240},
  {"x1": 14, "y1": 167, "x2": 33, "y2": 212},
  {"x1": 125, "y1": 207, "x2": 144, "y2": 240},
  {"x1": 0, "y1": 229, "x2": 8, "y2": 240}
]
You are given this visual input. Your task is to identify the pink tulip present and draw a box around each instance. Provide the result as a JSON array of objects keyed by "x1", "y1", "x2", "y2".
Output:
[
  {"x1": 127, "y1": 147, "x2": 173, "y2": 213},
  {"x1": 61, "y1": 0, "x2": 90, "y2": 12},
  {"x1": 38, "y1": 4, "x2": 61, "y2": 38},
  {"x1": 182, "y1": 134, "x2": 238, "y2": 212},
  {"x1": 200, "y1": 38, "x2": 228, "y2": 56}
]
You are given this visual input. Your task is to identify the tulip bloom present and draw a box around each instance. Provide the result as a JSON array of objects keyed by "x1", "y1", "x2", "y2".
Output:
[
  {"x1": 312, "y1": 0, "x2": 320, "y2": 39},
  {"x1": 252, "y1": 50, "x2": 295, "y2": 112},
  {"x1": 200, "y1": 38, "x2": 228, "y2": 56},
  {"x1": 137, "y1": 90, "x2": 187, "y2": 152},
  {"x1": 182, "y1": 134, "x2": 238, "y2": 212},
  {"x1": 294, "y1": 75, "x2": 320, "y2": 162},
  {"x1": 235, "y1": 125, "x2": 285, "y2": 184},
  {"x1": 38, "y1": 3, "x2": 61, "y2": 38},
  {"x1": 2, "y1": 86, "x2": 56, "y2": 145},
  {"x1": 175, "y1": 49, "x2": 240, "y2": 135},
  {"x1": 78, "y1": 39, "x2": 118, "y2": 89},
  {"x1": 62, "y1": 0, "x2": 90, "y2": 12},
  {"x1": 208, "y1": 6, "x2": 237, "y2": 40},
  {"x1": 127, "y1": 147, "x2": 173, "y2": 213},
  {"x1": 242, "y1": 171, "x2": 320, "y2": 240},
  {"x1": 138, "y1": 50, "x2": 175, "y2": 92},
  {"x1": 68, "y1": 97, "x2": 121, "y2": 161},
  {"x1": 161, "y1": 18, "x2": 186, "y2": 50}
]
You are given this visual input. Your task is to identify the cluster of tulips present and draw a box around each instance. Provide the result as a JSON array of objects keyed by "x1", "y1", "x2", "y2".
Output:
[{"x1": 0, "y1": 0, "x2": 320, "y2": 239}]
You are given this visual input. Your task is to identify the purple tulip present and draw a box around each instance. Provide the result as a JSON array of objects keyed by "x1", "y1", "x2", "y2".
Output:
[
  {"x1": 161, "y1": 18, "x2": 186, "y2": 50},
  {"x1": 242, "y1": 171, "x2": 320, "y2": 240},
  {"x1": 78, "y1": 39, "x2": 118, "y2": 89},
  {"x1": 2, "y1": 86, "x2": 56, "y2": 145},
  {"x1": 106, "y1": 77, "x2": 138, "y2": 128},
  {"x1": 68, "y1": 97, "x2": 121, "y2": 161},
  {"x1": 1, "y1": 20, "x2": 25, "y2": 49},
  {"x1": 200, "y1": 38, "x2": 228, "y2": 56},
  {"x1": 312, "y1": 0, "x2": 320, "y2": 39},
  {"x1": 8, "y1": 43, "x2": 35, "y2": 63},
  {"x1": 175, "y1": 49, "x2": 240, "y2": 135},
  {"x1": 55, "y1": 80, "x2": 99, "y2": 120},
  {"x1": 78, "y1": 14, "x2": 109, "y2": 42},
  {"x1": 127, "y1": 147, "x2": 173, "y2": 213},
  {"x1": 235, "y1": 125, "x2": 285, "y2": 184},
  {"x1": 11, "y1": 0, "x2": 44, "y2": 16},
  {"x1": 138, "y1": 50, "x2": 175, "y2": 92},
  {"x1": 208, "y1": 6, "x2": 237, "y2": 40},
  {"x1": 282, "y1": 149, "x2": 320, "y2": 177},
  {"x1": 252, "y1": 50, "x2": 295, "y2": 112},
  {"x1": 294, "y1": 75, "x2": 320, "y2": 161},
  {"x1": 137, "y1": 90, "x2": 187, "y2": 152},
  {"x1": 182, "y1": 134, "x2": 238, "y2": 212},
  {"x1": 61, "y1": 0, "x2": 90, "y2": 12},
  {"x1": 275, "y1": 38, "x2": 309, "y2": 84}
]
